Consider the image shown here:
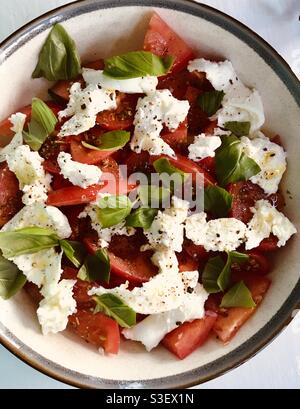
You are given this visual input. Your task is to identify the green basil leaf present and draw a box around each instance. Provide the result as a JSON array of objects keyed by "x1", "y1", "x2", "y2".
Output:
[
  {"x1": 220, "y1": 281, "x2": 256, "y2": 308},
  {"x1": 82, "y1": 130, "x2": 130, "y2": 152},
  {"x1": 96, "y1": 195, "x2": 133, "y2": 228},
  {"x1": 0, "y1": 254, "x2": 26, "y2": 300},
  {"x1": 215, "y1": 135, "x2": 261, "y2": 186},
  {"x1": 103, "y1": 51, "x2": 174, "y2": 79},
  {"x1": 32, "y1": 23, "x2": 81, "y2": 81},
  {"x1": 224, "y1": 121, "x2": 251, "y2": 137},
  {"x1": 204, "y1": 186, "x2": 233, "y2": 218},
  {"x1": 93, "y1": 294, "x2": 136, "y2": 328},
  {"x1": 23, "y1": 98, "x2": 58, "y2": 151},
  {"x1": 202, "y1": 256, "x2": 225, "y2": 294},
  {"x1": 153, "y1": 158, "x2": 188, "y2": 181},
  {"x1": 60, "y1": 240, "x2": 87, "y2": 269},
  {"x1": 78, "y1": 249, "x2": 110, "y2": 283},
  {"x1": 126, "y1": 208, "x2": 158, "y2": 229},
  {"x1": 230, "y1": 251, "x2": 250, "y2": 264},
  {"x1": 138, "y1": 185, "x2": 171, "y2": 207},
  {"x1": 0, "y1": 227, "x2": 59, "y2": 258},
  {"x1": 217, "y1": 251, "x2": 250, "y2": 292},
  {"x1": 198, "y1": 90, "x2": 225, "y2": 117}
]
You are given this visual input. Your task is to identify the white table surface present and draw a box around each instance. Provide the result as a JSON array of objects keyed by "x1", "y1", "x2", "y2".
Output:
[{"x1": 0, "y1": 0, "x2": 299, "y2": 390}]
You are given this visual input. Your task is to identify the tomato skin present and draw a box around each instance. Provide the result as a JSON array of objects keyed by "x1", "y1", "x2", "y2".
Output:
[
  {"x1": 162, "y1": 313, "x2": 217, "y2": 359},
  {"x1": 69, "y1": 309, "x2": 120, "y2": 354},
  {"x1": 124, "y1": 151, "x2": 153, "y2": 176},
  {"x1": 256, "y1": 236, "x2": 279, "y2": 252},
  {"x1": 62, "y1": 267, "x2": 97, "y2": 308},
  {"x1": 144, "y1": 13, "x2": 195, "y2": 74},
  {"x1": 0, "y1": 163, "x2": 23, "y2": 227},
  {"x1": 183, "y1": 240, "x2": 209, "y2": 262},
  {"x1": 84, "y1": 236, "x2": 158, "y2": 285},
  {"x1": 158, "y1": 70, "x2": 191, "y2": 100},
  {"x1": 212, "y1": 275, "x2": 271, "y2": 344},
  {"x1": 47, "y1": 184, "x2": 105, "y2": 207},
  {"x1": 0, "y1": 105, "x2": 32, "y2": 147},
  {"x1": 71, "y1": 140, "x2": 115, "y2": 165},
  {"x1": 161, "y1": 119, "x2": 189, "y2": 154},
  {"x1": 177, "y1": 251, "x2": 199, "y2": 272}
]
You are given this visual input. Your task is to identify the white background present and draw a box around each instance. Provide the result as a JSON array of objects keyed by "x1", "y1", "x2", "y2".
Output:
[{"x1": 0, "y1": 0, "x2": 299, "y2": 389}]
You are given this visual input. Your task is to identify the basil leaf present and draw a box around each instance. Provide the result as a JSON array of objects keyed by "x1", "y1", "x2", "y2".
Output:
[
  {"x1": 32, "y1": 23, "x2": 81, "y2": 81},
  {"x1": 220, "y1": 281, "x2": 256, "y2": 308},
  {"x1": 0, "y1": 254, "x2": 26, "y2": 300},
  {"x1": 0, "y1": 227, "x2": 59, "y2": 258},
  {"x1": 215, "y1": 135, "x2": 261, "y2": 186},
  {"x1": 103, "y1": 51, "x2": 174, "y2": 79},
  {"x1": 60, "y1": 240, "x2": 87, "y2": 269},
  {"x1": 198, "y1": 90, "x2": 225, "y2": 117},
  {"x1": 97, "y1": 195, "x2": 133, "y2": 228},
  {"x1": 93, "y1": 294, "x2": 136, "y2": 328},
  {"x1": 203, "y1": 251, "x2": 249, "y2": 293},
  {"x1": 82, "y1": 130, "x2": 130, "y2": 152},
  {"x1": 202, "y1": 256, "x2": 225, "y2": 294},
  {"x1": 23, "y1": 98, "x2": 58, "y2": 151},
  {"x1": 153, "y1": 158, "x2": 188, "y2": 181},
  {"x1": 224, "y1": 121, "x2": 251, "y2": 137},
  {"x1": 126, "y1": 208, "x2": 158, "y2": 229},
  {"x1": 78, "y1": 249, "x2": 110, "y2": 283},
  {"x1": 138, "y1": 185, "x2": 171, "y2": 207},
  {"x1": 204, "y1": 186, "x2": 233, "y2": 218}
]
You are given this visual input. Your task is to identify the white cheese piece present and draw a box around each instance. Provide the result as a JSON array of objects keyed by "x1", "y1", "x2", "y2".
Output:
[
  {"x1": 1, "y1": 203, "x2": 72, "y2": 239},
  {"x1": 188, "y1": 134, "x2": 222, "y2": 161},
  {"x1": 241, "y1": 134, "x2": 287, "y2": 194},
  {"x1": 151, "y1": 247, "x2": 179, "y2": 276},
  {"x1": 0, "y1": 112, "x2": 26, "y2": 163},
  {"x1": 58, "y1": 82, "x2": 117, "y2": 136},
  {"x1": 89, "y1": 269, "x2": 199, "y2": 315},
  {"x1": 123, "y1": 283, "x2": 208, "y2": 351},
  {"x1": 185, "y1": 213, "x2": 247, "y2": 252},
  {"x1": 245, "y1": 199, "x2": 297, "y2": 249},
  {"x1": 131, "y1": 90, "x2": 190, "y2": 157},
  {"x1": 6, "y1": 144, "x2": 52, "y2": 205},
  {"x1": 57, "y1": 152, "x2": 102, "y2": 189},
  {"x1": 37, "y1": 279, "x2": 77, "y2": 335},
  {"x1": 188, "y1": 58, "x2": 265, "y2": 134},
  {"x1": 83, "y1": 68, "x2": 158, "y2": 94},
  {"x1": 10, "y1": 249, "x2": 63, "y2": 288},
  {"x1": 79, "y1": 204, "x2": 135, "y2": 248},
  {"x1": 144, "y1": 196, "x2": 189, "y2": 252}
]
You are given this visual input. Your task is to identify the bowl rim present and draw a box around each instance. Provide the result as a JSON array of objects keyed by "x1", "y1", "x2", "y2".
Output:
[{"x1": 0, "y1": 0, "x2": 300, "y2": 390}]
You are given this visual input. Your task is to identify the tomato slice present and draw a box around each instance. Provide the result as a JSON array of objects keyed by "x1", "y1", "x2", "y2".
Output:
[
  {"x1": 84, "y1": 236, "x2": 158, "y2": 285},
  {"x1": 96, "y1": 93, "x2": 139, "y2": 130},
  {"x1": 232, "y1": 251, "x2": 271, "y2": 277},
  {"x1": 183, "y1": 239, "x2": 209, "y2": 262},
  {"x1": 185, "y1": 86, "x2": 210, "y2": 136},
  {"x1": 61, "y1": 205, "x2": 86, "y2": 241},
  {"x1": 0, "y1": 105, "x2": 32, "y2": 147},
  {"x1": 212, "y1": 275, "x2": 271, "y2": 343},
  {"x1": 71, "y1": 140, "x2": 114, "y2": 165},
  {"x1": 161, "y1": 119, "x2": 189, "y2": 154},
  {"x1": 256, "y1": 236, "x2": 279, "y2": 252},
  {"x1": 0, "y1": 163, "x2": 23, "y2": 227},
  {"x1": 162, "y1": 313, "x2": 217, "y2": 359},
  {"x1": 62, "y1": 267, "x2": 96, "y2": 308},
  {"x1": 144, "y1": 13, "x2": 195, "y2": 74},
  {"x1": 177, "y1": 250, "x2": 199, "y2": 272},
  {"x1": 158, "y1": 70, "x2": 191, "y2": 100},
  {"x1": 69, "y1": 309, "x2": 120, "y2": 354},
  {"x1": 47, "y1": 185, "x2": 105, "y2": 207},
  {"x1": 125, "y1": 151, "x2": 153, "y2": 176}
]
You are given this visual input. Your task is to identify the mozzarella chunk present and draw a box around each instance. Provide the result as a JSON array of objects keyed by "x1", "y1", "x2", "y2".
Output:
[
  {"x1": 11, "y1": 249, "x2": 63, "y2": 288},
  {"x1": 188, "y1": 58, "x2": 265, "y2": 134},
  {"x1": 151, "y1": 247, "x2": 179, "y2": 275},
  {"x1": 1, "y1": 203, "x2": 72, "y2": 239},
  {"x1": 58, "y1": 82, "x2": 117, "y2": 136},
  {"x1": 89, "y1": 269, "x2": 199, "y2": 315},
  {"x1": 0, "y1": 112, "x2": 26, "y2": 163},
  {"x1": 188, "y1": 134, "x2": 222, "y2": 161},
  {"x1": 57, "y1": 152, "x2": 102, "y2": 189},
  {"x1": 185, "y1": 213, "x2": 247, "y2": 252},
  {"x1": 37, "y1": 279, "x2": 77, "y2": 335},
  {"x1": 131, "y1": 90, "x2": 190, "y2": 157},
  {"x1": 83, "y1": 68, "x2": 158, "y2": 94},
  {"x1": 6, "y1": 145, "x2": 52, "y2": 205},
  {"x1": 246, "y1": 200, "x2": 297, "y2": 249},
  {"x1": 144, "y1": 197, "x2": 189, "y2": 252},
  {"x1": 241, "y1": 134, "x2": 287, "y2": 194},
  {"x1": 79, "y1": 204, "x2": 135, "y2": 248},
  {"x1": 123, "y1": 284, "x2": 208, "y2": 351}
]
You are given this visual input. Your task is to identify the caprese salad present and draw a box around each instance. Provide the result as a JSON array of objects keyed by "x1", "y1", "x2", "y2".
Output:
[{"x1": 0, "y1": 13, "x2": 297, "y2": 359}]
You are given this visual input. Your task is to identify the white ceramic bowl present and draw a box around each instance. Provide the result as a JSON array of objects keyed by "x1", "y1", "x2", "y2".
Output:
[{"x1": 0, "y1": 0, "x2": 299, "y2": 389}]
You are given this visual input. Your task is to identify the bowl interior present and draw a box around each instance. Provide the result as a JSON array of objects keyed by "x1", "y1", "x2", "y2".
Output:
[{"x1": 0, "y1": 1, "x2": 299, "y2": 389}]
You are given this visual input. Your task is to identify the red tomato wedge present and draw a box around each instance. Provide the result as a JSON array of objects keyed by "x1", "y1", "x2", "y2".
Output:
[
  {"x1": 177, "y1": 251, "x2": 199, "y2": 272},
  {"x1": 84, "y1": 236, "x2": 158, "y2": 285},
  {"x1": 69, "y1": 309, "x2": 120, "y2": 354},
  {"x1": 232, "y1": 251, "x2": 271, "y2": 277},
  {"x1": 47, "y1": 185, "x2": 105, "y2": 207},
  {"x1": 161, "y1": 120, "x2": 188, "y2": 154},
  {"x1": 70, "y1": 140, "x2": 115, "y2": 165},
  {"x1": 0, "y1": 105, "x2": 32, "y2": 146},
  {"x1": 0, "y1": 163, "x2": 23, "y2": 227},
  {"x1": 256, "y1": 236, "x2": 279, "y2": 252},
  {"x1": 144, "y1": 13, "x2": 195, "y2": 74},
  {"x1": 62, "y1": 267, "x2": 96, "y2": 308},
  {"x1": 162, "y1": 313, "x2": 217, "y2": 359},
  {"x1": 212, "y1": 276, "x2": 271, "y2": 344},
  {"x1": 183, "y1": 240, "x2": 209, "y2": 261}
]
